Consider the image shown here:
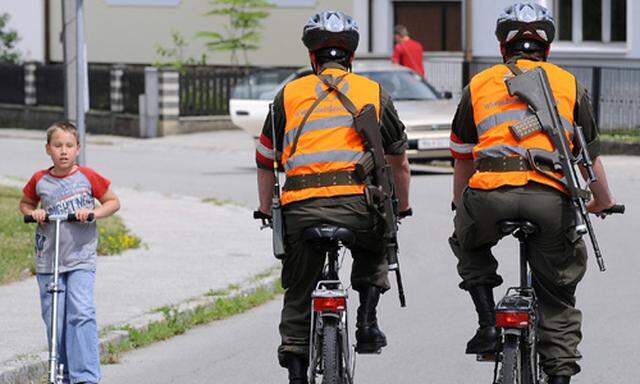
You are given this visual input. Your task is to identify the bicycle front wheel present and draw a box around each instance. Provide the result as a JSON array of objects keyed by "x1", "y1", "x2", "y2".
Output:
[{"x1": 321, "y1": 317, "x2": 343, "y2": 384}]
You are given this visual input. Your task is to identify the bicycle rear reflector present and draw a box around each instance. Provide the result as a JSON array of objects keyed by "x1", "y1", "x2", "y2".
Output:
[
  {"x1": 496, "y1": 311, "x2": 529, "y2": 328},
  {"x1": 314, "y1": 297, "x2": 346, "y2": 312}
]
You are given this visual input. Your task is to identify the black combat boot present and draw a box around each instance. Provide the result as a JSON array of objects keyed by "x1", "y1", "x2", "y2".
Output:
[
  {"x1": 355, "y1": 286, "x2": 387, "y2": 353},
  {"x1": 284, "y1": 353, "x2": 308, "y2": 384},
  {"x1": 465, "y1": 285, "x2": 499, "y2": 354},
  {"x1": 548, "y1": 375, "x2": 571, "y2": 384}
]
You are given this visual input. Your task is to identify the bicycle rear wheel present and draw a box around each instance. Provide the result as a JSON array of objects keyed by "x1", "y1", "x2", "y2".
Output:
[
  {"x1": 501, "y1": 334, "x2": 520, "y2": 384},
  {"x1": 321, "y1": 317, "x2": 343, "y2": 384},
  {"x1": 520, "y1": 335, "x2": 536, "y2": 384}
]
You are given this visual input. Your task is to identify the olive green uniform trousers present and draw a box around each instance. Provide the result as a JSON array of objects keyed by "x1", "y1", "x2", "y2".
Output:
[
  {"x1": 277, "y1": 195, "x2": 390, "y2": 367},
  {"x1": 449, "y1": 183, "x2": 588, "y2": 376}
]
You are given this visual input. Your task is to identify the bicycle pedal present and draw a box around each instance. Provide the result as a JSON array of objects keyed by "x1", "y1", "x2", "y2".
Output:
[
  {"x1": 476, "y1": 353, "x2": 498, "y2": 362},
  {"x1": 355, "y1": 347, "x2": 382, "y2": 355}
]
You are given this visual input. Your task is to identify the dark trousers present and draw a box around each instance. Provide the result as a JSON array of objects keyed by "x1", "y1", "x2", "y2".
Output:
[
  {"x1": 449, "y1": 184, "x2": 587, "y2": 376},
  {"x1": 277, "y1": 195, "x2": 389, "y2": 367}
]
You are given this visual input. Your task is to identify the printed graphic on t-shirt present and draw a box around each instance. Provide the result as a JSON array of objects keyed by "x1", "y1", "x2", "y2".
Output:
[
  {"x1": 45, "y1": 185, "x2": 95, "y2": 215},
  {"x1": 35, "y1": 233, "x2": 46, "y2": 258}
]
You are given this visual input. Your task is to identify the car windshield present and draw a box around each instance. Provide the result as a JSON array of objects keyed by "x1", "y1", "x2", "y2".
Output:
[
  {"x1": 231, "y1": 68, "x2": 297, "y2": 100},
  {"x1": 359, "y1": 70, "x2": 439, "y2": 101}
]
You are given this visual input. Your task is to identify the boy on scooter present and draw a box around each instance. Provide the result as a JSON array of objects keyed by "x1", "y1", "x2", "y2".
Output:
[{"x1": 19, "y1": 121, "x2": 120, "y2": 384}]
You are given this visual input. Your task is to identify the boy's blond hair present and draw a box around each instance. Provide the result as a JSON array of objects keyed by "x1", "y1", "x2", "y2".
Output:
[{"x1": 46, "y1": 121, "x2": 79, "y2": 144}]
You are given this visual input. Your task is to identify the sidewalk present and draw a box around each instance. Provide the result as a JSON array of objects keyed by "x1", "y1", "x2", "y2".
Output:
[{"x1": 0, "y1": 179, "x2": 277, "y2": 377}]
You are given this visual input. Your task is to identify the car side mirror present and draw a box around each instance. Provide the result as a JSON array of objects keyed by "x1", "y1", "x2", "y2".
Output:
[{"x1": 442, "y1": 91, "x2": 453, "y2": 99}]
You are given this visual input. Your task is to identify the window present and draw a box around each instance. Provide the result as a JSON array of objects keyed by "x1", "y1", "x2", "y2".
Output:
[
  {"x1": 555, "y1": 0, "x2": 626, "y2": 43},
  {"x1": 558, "y1": 0, "x2": 573, "y2": 41},
  {"x1": 582, "y1": 0, "x2": 602, "y2": 41},
  {"x1": 610, "y1": 0, "x2": 626, "y2": 42}
]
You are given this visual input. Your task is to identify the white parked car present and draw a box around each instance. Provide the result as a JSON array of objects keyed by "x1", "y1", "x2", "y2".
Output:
[{"x1": 229, "y1": 60, "x2": 456, "y2": 162}]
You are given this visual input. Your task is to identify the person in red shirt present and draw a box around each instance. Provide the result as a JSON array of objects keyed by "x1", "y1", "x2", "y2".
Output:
[{"x1": 392, "y1": 25, "x2": 425, "y2": 78}]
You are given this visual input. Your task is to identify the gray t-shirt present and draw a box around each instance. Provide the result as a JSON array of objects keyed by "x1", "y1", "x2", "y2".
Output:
[{"x1": 23, "y1": 167, "x2": 111, "y2": 274}]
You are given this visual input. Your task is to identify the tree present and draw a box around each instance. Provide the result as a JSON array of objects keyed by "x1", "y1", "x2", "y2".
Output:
[
  {"x1": 197, "y1": 0, "x2": 272, "y2": 67},
  {"x1": 154, "y1": 30, "x2": 207, "y2": 70},
  {"x1": 0, "y1": 13, "x2": 21, "y2": 64}
]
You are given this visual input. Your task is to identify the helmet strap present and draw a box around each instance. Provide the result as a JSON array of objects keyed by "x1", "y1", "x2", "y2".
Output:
[{"x1": 309, "y1": 52, "x2": 318, "y2": 74}]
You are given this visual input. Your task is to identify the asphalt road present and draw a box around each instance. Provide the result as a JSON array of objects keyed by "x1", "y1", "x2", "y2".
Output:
[{"x1": 1, "y1": 130, "x2": 638, "y2": 383}]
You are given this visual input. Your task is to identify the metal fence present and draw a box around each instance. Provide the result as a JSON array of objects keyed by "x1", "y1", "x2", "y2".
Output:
[
  {"x1": 36, "y1": 64, "x2": 65, "y2": 107},
  {"x1": 0, "y1": 63, "x2": 25, "y2": 104},
  {"x1": 424, "y1": 57, "x2": 640, "y2": 131},
  {"x1": 121, "y1": 66, "x2": 145, "y2": 114},
  {"x1": 179, "y1": 66, "x2": 248, "y2": 116},
  {"x1": 88, "y1": 64, "x2": 111, "y2": 111}
]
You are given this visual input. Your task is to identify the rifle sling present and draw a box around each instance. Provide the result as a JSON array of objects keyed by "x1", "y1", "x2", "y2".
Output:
[
  {"x1": 505, "y1": 59, "x2": 524, "y2": 76},
  {"x1": 289, "y1": 74, "x2": 348, "y2": 157}
]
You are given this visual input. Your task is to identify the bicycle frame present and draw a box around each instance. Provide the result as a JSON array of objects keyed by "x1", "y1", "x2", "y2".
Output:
[
  {"x1": 491, "y1": 227, "x2": 543, "y2": 384},
  {"x1": 308, "y1": 246, "x2": 355, "y2": 384}
]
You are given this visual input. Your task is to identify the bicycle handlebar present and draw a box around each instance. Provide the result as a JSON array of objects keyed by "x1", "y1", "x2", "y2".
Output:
[
  {"x1": 253, "y1": 210, "x2": 273, "y2": 230},
  {"x1": 24, "y1": 213, "x2": 95, "y2": 223},
  {"x1": 599, "y1": 204, "x2": 625, "y2": 216},
  {"x1": 399, "y1": 208, "x2": 413, "y2": 220}
]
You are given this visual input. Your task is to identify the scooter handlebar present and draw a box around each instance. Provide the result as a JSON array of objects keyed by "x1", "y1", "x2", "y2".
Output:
[{"x1": 24, "y1": 213, "x2": 95, "y2": 223}]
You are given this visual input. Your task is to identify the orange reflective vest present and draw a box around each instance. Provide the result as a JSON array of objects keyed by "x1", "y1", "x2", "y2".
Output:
[
  {"x1": 281, "y1": 68, "x2": 381, "y2": 205},
  {"x1": 468, "y1": 59, "x2": 577, "y2": 193}
]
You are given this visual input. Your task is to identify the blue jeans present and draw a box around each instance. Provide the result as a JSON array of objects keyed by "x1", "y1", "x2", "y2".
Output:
[{"x1": 37, "y1": 270, "x2": 100, "y2": 384}]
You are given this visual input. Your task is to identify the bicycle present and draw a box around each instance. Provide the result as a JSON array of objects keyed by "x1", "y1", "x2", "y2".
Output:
[
  {"x1": 25, "y1": 213, "x2": 94, "y2": 384},
  {"x1": 477, "y1": 205, "x2": 625, "y2": 384},
  {"x1": 254, "y1": 212, "x2": 356, "y2": 384},
  {"x1": 304, "y1": 224, "x2": 356, "y2": 384}
]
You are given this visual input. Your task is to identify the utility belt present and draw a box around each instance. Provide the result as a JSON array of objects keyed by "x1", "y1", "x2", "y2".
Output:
[
  {"x1": 283, "y1": 170, "x2": 364, "y2": 191},
  {"x1": 283, "y1": 150, "x2": 375, "y2": 192},
  {"x1": 476, "y1": 156, "x2": 555, "y2": 173}
]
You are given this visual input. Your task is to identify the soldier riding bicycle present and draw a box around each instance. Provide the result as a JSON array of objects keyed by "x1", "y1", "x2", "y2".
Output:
[{"x1": 255, "y1": 10, "x2": 412, "y2": 384}]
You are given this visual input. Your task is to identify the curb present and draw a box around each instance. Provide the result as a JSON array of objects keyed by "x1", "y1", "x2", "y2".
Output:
[
  {"x1": 601, "y1": 140, "x2": 640, "y2": 156},
  {"x1": 0, "y1": 268, "x2": 280, "y2": 384}
]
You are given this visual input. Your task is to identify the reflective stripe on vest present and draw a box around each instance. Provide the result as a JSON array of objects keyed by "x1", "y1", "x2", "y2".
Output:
[
  {"x1": 476, "y1": 109, "x2": 574, "y2": 138},
  {"x1": 280, "y1": 67, "x2": 381, "y2": 205},
  {"x1": 468, "y1": 60, "x2": 577, "y2": 193},
  {"x1": 284, "y1": 150, "x2": 364, "y2": 171},
  {"x1": 283, "y1": 115, "x2": 354, "y2": 150}
]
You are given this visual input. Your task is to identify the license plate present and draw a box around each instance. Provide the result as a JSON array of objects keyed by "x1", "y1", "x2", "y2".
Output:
[{"x1": 417, "y1": 138, "x2": 449, "y2": 150}]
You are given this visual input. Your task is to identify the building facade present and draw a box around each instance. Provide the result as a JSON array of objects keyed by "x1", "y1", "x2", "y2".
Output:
[{"x1": 3, "y1": 1, "x2": 638, "y2": 67}]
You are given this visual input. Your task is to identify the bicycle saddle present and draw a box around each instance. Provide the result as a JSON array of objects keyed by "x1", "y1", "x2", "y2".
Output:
[
  {"x1": 498, "y1": 220, "x2": 539, "y2": 236},
  {"x1": 303, "y1": 224, "x2": 356, "y2": 247}
]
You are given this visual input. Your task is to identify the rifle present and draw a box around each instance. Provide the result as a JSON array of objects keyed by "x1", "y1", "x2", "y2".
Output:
[
  {"x1": 254, "y1": 103, "x2": 286, "y2": 259},
  {"x1": 355, "y1": 104, "x2": 407, "y2": 307},
  {"x1": 314, "y1": 75, "x2": 408, "y2": 306},
  {"x1": 505, "y1": 64, "x2": 615, "y2": 271}
]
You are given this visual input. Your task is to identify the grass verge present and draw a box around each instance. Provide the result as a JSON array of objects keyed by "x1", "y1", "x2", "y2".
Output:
[
  {"x1": 601, "y1": 133, "x2": 640, "y2": 143},
  {"x1": 101, "y1": 279, "x2": 283, "y2": 364},
  {"x1": 97, "y1": 215, "x2": 142, "y2": 256},
  {"x1": 201, "y1": 196, "x2": 244, "y2": 207},
  {"x1": 0, "y1": 185, "x2": 141, "y2": 285}
]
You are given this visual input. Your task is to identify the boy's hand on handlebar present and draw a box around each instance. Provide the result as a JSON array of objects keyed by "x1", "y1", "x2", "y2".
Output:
[
  {"x1": 75, "y1": 209, "x2": 95, "y2": 223},
  {"x1": 31, "y1": 209, "x2": 47, "y2": 224}
]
